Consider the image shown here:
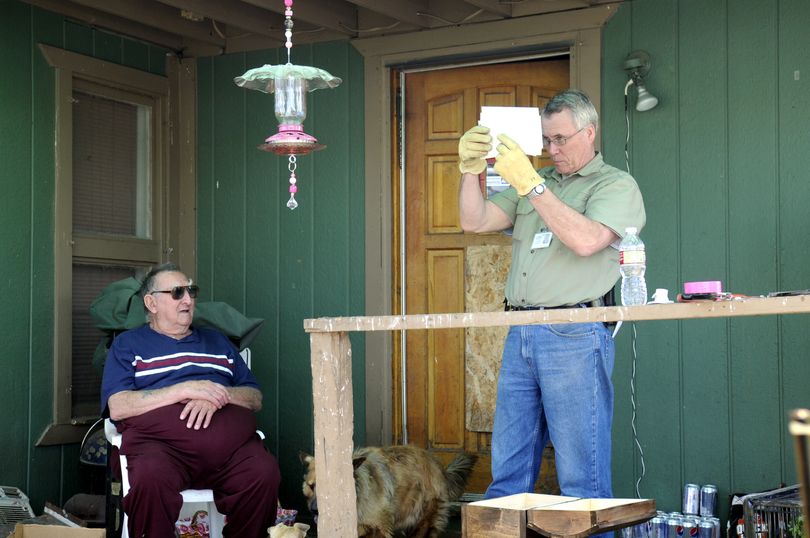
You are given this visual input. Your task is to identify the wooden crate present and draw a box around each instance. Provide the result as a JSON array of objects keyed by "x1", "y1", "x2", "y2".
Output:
[
  {"x1": 463, "y1": 493, "x2": 577, "y2": 537},
  {"x1": 463, "y1": 494, "x2": 655, "y2": 538}
]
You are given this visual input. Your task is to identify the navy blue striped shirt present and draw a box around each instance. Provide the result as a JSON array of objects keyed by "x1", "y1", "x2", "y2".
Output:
[{"x1": 100, "y1": 324, "x2": 258, "y2": 415}]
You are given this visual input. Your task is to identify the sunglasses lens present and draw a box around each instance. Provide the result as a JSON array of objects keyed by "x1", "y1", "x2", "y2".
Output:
[{"x1": 166, "y1": 285, "x2": 199, "y2": 300}]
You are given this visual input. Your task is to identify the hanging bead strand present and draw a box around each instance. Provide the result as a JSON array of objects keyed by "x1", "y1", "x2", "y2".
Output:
[
  {"x1": 286, "y1": 155, "x2": 299, "y2": 210},
  {"x1": 284, "y1": 0, "x2": 294, "y2": 64},
  {"x1": 283, "y1": 0, "x2": 298, "y2": 209}
]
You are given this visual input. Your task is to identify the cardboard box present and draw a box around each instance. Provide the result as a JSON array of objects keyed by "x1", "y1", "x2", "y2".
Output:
[{"x1": 9, "y1": 524, "x2": 105, "y2": 537}]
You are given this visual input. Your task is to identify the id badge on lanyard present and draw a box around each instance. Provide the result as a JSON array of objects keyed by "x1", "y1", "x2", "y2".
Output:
[{"x1": 531, "y1": 229, "x2": 553, "y2": 249}]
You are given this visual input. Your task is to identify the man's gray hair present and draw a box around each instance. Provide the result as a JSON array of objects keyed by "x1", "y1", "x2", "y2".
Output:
[
  {"x1": 140, "y1": 262, "x2": 181, "y2": 297},
  {"x1": 542, "y1": 89, "x2": 599, "y2": 131}
]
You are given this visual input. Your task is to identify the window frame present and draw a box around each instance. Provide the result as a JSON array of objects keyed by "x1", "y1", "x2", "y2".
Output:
[{"x1": 37, "y1": 44, "x2": 195, "y2": 445}]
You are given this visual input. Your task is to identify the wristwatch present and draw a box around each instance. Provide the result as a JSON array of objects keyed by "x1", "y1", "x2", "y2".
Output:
[{"x1": 526, "y1": 183, "x2": 546, "y2": 199}]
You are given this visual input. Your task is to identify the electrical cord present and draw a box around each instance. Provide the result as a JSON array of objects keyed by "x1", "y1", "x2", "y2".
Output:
[
  {"x1": 415, "y1": 9, "x2": 485, "y2": 25},
  {"x1": 630, "y1": 321, "x2": 647, "y2": 497},
  {"x1": 338, "y1": 20, "x2": 402, "y2": 33},
  {"x1": 624, "y1": 78, "x2": 633, "y2": 173},
  {"x1": 624, "y1": 82, "x2": 647, "y2": 497}
]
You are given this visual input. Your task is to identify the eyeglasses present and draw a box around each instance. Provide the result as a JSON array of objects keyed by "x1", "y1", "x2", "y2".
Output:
[
  {"x1": 542, "y1": 127, "x2": 586, "y2": 147},
  {"x1": 150, "y1": 285, "x2": 199, "y2": 300}
]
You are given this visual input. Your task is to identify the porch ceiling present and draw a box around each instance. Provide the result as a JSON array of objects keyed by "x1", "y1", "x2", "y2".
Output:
[{"x1": 22, "y1": 0, "x2": 618, "y2": 56}]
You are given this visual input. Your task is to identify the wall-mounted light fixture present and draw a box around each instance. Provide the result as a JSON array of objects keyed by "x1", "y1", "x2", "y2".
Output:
[{"x1": 623, "y1": 50, "x2": 659, "y2": 112}]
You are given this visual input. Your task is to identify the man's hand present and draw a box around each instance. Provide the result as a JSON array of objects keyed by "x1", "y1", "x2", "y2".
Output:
[
  {"x1": 458, "y1": 125, "x2": 492, "y2": 175},
  {"x1": 179, "y1": 399, "x2": 219, "y2": 429},
  {"x1": 493, "y1": 134, "x2": 543, "y2": 196},
  {"x1": 108, "y1": 380, "x2": 230, "y2": 421},
  {"x1": 177, "y1": 380, "x2": 231, "y2": 409}
]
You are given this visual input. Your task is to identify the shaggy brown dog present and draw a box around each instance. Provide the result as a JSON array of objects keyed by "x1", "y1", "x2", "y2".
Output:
[{"x1": 300, "y1": 446, "x2": 477, "y2": 538}]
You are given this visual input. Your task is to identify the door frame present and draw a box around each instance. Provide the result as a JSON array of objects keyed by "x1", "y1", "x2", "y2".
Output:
[{"x1": 351, "y1": 3, "x2": 622, "y2": 446}]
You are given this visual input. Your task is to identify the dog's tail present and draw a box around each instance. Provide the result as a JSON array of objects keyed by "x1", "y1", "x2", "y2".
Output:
[{"x1": 443, "y1": 452, "x2": 478, "y2": 500}]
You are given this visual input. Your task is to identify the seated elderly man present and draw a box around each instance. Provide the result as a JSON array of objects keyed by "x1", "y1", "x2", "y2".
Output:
[{"x1": 101, "y1": 262, "x2": 280, "y2": 537}]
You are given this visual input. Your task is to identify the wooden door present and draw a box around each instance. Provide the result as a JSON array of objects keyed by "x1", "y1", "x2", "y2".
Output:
[{"x1": 401, "y1": 58, "x2": 570, "y2": 492}]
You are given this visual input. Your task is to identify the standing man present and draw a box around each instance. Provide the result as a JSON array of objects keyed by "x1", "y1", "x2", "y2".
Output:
[
  {"x1": 458, "y1": 90, "x2": 645, "y2": 501},
  {"x1": 102, "y1": 263, "x2": 280, "y2": 537}
]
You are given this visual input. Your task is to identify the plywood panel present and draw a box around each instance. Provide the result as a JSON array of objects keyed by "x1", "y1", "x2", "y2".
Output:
[{"x1": 465, "y1": 245, "x2": 510, "y2": 431}]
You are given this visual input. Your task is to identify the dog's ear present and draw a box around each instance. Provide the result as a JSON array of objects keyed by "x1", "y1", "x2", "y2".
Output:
[
  {"x1": 352, "y1": 455, "x2": 367, "y2": 470},
  {"x1": 299, "y1": 451, "x2": 313, "y2": 465}
]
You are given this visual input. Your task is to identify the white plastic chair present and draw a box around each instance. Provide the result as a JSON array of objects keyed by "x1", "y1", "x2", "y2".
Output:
[{"x1": 106, "y1": 348, "x2": 255, "y2": 538}]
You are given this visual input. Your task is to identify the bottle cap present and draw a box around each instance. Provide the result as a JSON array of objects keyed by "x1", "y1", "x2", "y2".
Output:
[
  {"x1": 651, "y1": 288, "x2": 673, "y2": 303},
  {"x1": 625, "y1": 226, "x2": 638, "y2": 234}
]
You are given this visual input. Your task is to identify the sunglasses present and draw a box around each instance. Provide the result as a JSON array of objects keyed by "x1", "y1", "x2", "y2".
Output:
[{"x1": 150, "y1": 285, "x2": 199, "y2": 300}]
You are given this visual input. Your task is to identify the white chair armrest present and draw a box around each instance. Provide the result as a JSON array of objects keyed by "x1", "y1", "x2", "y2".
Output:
[
  {"x1": 104, "y1": 418, "x2": 122, "y2": 449},
  {"x1": 240, "y1": 348, "x2": 251, "y2": 369}
]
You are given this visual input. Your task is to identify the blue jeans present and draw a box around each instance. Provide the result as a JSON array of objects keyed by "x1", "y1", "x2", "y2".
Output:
[{"x1": 485, "y1": 322, "x2": 615, "y2": 500}]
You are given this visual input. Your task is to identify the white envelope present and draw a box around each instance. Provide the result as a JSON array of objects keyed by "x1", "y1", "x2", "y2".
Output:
[{"x1": 479, "y1": 106, "x2": 543, "y2": 159}]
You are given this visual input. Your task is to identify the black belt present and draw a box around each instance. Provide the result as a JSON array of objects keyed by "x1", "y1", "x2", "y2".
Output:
[{"x1": 504, "y1": 296, "x2": 606, "y2": 312}]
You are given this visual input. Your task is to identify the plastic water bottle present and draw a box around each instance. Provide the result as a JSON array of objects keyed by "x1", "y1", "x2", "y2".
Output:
[{"x1": 619, "y1": 226, "x2": 647, "y2": 306}]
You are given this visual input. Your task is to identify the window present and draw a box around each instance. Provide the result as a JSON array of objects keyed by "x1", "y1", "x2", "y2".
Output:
[
  {"x1": 70, "y1": 83, "x2": 158, "y2": 420},
  {"x1": 38, "y1": 45, "x2": 193, "y2": 444}
]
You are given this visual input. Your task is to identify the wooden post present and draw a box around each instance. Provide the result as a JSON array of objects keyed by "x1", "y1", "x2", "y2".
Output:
[{"x1": 309, "y1": 331, "x2": 358, "y2": 536}]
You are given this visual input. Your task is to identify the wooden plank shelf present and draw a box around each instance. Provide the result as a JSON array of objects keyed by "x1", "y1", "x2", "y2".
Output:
[
  {"x1": 303, "y1": 295, "x2": 810, "y2": 536},
  {"x1": 305, "y1": 295, "x2": 810, "y2": 333}
]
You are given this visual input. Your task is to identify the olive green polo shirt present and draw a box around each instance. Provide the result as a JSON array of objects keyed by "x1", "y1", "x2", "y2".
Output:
[{"x1": 489, "y1": 152, "x2": 646, "y2": 307}]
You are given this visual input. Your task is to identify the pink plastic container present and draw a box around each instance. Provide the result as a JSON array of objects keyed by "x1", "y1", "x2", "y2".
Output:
[{"x1": 683, "y1": 281, "x2": 722, "y2": 294}]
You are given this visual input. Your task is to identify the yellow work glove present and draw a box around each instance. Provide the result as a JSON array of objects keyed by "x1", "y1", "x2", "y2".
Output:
[
  {"x1": 493, "y1": 134, "x2": 544, "y2": 196},
  {"x1": 458, "y1": 125, "x2": 492, "y2": 175}
]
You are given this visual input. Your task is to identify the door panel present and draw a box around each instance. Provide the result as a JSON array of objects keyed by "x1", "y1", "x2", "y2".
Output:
[{"x1": 402, "y1": 57, "x2": 569, "y2": 492}]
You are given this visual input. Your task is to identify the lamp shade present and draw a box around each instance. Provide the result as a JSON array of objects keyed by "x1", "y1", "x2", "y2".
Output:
[{"x1": 635, "y1": 84, "x2": 659, "y2": 112}]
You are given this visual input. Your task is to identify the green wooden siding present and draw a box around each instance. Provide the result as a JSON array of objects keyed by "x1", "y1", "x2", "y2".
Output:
[
  {"x1": 3, "y1": 0, "x2": 808, "y2": 526},
  {"x1": 195, "y1": 42, "x2": 366, "y2": 508},
  {"x1": 0, "y1": 2, "x2": 168, "y2": 511},
  {"x1": 603, "y1": 0, "x2": 810, "y2": 518}
]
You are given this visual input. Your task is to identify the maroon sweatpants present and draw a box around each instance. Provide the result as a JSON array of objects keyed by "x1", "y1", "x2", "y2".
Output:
[{"x1": 117, "y1": 403, "x2": 280, "y2": 538}]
